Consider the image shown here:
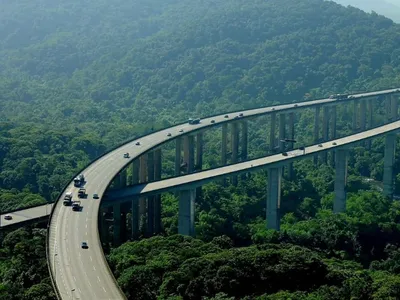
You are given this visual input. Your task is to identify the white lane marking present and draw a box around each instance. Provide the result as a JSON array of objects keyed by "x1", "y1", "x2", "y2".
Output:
[
  {"x1": 88, "y1": 280, "x2": 92, "y2": 287},
  {"x1": 93, "y1": 266, "x2": 96, "y2": 271},
  {"x1": 102, "y1": 287, "x2": 107, "y2": 293},
  {"x1": 90, "y1": 256, "x2": 93, "y2": 262},
  {"x1": 86, "y1": 224, "x2": 88, "y2": 228},
  {"x1": 86, "y1": 231, "x2": 88, "y2": 236},
  {"x1": 79, "y1": 288, "x2": 82, "y2": 294},
  {"x1": 73, "y1": 276, "x2": 76, "y2": 282},
  {"x1": 97, "y1": 276, "x2": 101, "y2": 282}
]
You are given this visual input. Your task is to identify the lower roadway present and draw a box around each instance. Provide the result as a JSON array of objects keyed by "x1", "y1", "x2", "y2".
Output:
[{"x1": 106, "y1": 119, "x2": 400, "y2": 201}]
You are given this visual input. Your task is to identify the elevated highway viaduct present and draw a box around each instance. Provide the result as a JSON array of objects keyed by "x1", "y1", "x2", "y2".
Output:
[{"x1": 2, "y1": 87, "x2": 395, "y2": 299}]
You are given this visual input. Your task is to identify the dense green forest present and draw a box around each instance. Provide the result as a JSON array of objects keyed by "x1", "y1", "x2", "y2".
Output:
[{"x1": 1, "y1": 0, "x2": 400, "y2": 298}]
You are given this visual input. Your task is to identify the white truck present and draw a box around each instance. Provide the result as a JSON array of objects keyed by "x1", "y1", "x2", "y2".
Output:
[{"x1": 63, "y1": 192, "x2": 73, "y2": 206}]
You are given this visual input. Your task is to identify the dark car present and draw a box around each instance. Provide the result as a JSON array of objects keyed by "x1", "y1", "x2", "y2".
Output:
[
  {"x1": 93, "y1": 193, "x2": 99, "y2": 199},
  {"x1": 211, "y1": 120, "x2": 215, "y2": 124},
  {"x1": 4, "y1": 215, "x2": 12, "y2": 220},
  {"x1": 135, "y1": 142, "x2": 140, "y2": 146},
  {"x1": 81, "y1": 242, "x2": 88, "y2": 249},
  {"x1": 167, "y1": 133, "x2": 172, "y2": 137},
  {"x1": 224, "y1": 115, "x2": 229, "y2": 118},
  {"x1": 123, "y1": 153, "x2": 129, "y2": 158}
]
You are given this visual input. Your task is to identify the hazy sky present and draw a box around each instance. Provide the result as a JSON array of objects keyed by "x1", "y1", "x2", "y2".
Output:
[{"x1": 333, "y1": 0, "x2": 400, "y2": 22}]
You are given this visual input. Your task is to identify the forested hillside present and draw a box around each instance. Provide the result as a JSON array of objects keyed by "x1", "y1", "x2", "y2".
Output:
[
  {"x1": 1, "y1": 0, "x2": 400, "y2": 298},
  {"x1": 334, "y1": 0, "x2": 400, "y2": 23}
]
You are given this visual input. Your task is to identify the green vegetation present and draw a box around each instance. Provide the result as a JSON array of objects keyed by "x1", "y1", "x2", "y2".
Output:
[{"x1": 0, "y1": 0, "x2": 400, "y2": 299}]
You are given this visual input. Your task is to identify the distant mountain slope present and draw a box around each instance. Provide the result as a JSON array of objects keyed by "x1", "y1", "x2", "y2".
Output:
[
  {"x1": 0, "y1": 0, "x2": 400, "y2": 130},
  {"x1": 333, "y1": 0, "x2": 400, "y2": 22}
]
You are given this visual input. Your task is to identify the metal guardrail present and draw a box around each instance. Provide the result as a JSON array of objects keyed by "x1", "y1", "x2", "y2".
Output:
[{"x1": 46, "y1": 87, "x2": 400, "y2": 299}]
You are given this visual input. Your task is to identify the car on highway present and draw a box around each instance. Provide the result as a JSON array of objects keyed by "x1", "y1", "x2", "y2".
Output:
[
  {"x1": 211, "y1": 120, "x2": 215, "y2": 123},
  {"x1": 4, "y1": 215, "x2": 12, "y2": 220},
  {"x1": 93, "y1": 193, "x2": 99, "y2": 199},
  {"x1": 239, "y1": 113, "x2": 244, "y2": 117},
  {"x1": 135, "y1": 142, "x2": 140, "y2": 146},
  {"x1": 224, "y1": 115, "x2": 229, "y2": 118},
  {"x1": 167, "y1": 133, "x2": 172, "y2": 136},
  {"x1": 81, "y1": 242, "x2": 88, "y2": 249},
  {"x1": 179, "y1": 129, "x2": 184, "y2": 132},
  {"x1": 123, "y1": 153, "x2": 129, "y2": 158}
]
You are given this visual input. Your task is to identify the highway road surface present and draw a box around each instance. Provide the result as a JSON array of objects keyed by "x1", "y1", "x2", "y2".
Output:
[{"x1": 46, "y1": 88, "x2": 399, "y2": 299}]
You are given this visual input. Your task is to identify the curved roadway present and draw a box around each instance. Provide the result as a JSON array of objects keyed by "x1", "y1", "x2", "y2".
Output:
[{"x1": 48, "y1": 88, "x2": 400, "y2": 299}]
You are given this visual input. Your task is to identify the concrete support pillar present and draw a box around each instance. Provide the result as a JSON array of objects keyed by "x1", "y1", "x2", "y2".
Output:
[
  {"x1": 121, "y1": 211, "x2": 127, "y2": 242},
  {"x1": 359, "y1": 100, "x2": 367, "y2": 147},
  {"x1": 367, "y1": 99, "x2": 374, "y2": 150},
  {"x1": 314, "y1": 106, "x2": 320, "y2": 165},
  {"x1": 267, "y1": 167, "x2": 282, "y2": 230},
  {"x1": 147, "y1": 152, "x2": 155, "y2": 236},
  {"x1": 383, "y1": 133, "x2": 396, "y2": 199},
  {"x1": 241, "y1": 121, "x2": 249, "y2": 180},
  {"x1": 231, "y1": 123, "x2": 239, "y2": 162},
  {"x1": 288, "y1": 112, "x2": 295, "y2": 179},
  {"x1": 131, "y1": 159, "x2": 139, "y2": 185},
  {"x1": 113, "y1": 203, "x2": 121, "y2": 246},
  {"x1": 130, "y1": 159, "x2": 140, "y2": 239},
  {"x1": 270, "y1": 113, "x2": 276, "y2": 152},
  {"x1": 175, "y1": 138, "x2": 182, "y2": 176},
  {"x1": 196, "y1": 133, "x2": 203, "y2": 171},
  {"x1": 138, "y1": 155, "x2": 147, "y2": 232},
  {"x1": 330, "y1": 106, "x2": 337, "y2": 166},
  {"x1": 221, "y1": 124, "x2": 228, "y2": 165},
  {"x1": 360, "y1": 100, "x2": 367, "y2": 131},
  {"x1": 221, "y1": 124, "x2": 228, "y2": 186},
  {"x1": 385, "y1": 96, "x2": 391, "y2": 123},
  {"x1": 241, "y1": 121, "x2": 248, "y2": 161},
  {"x1": 195, "y1": 133, "x2": 203, "y2": 197},
  {"x1": 333, "y1": 149, "x2": 348, "y2": 213},
  {"x1": 178, "y1": 189, "x2": 195, "y2": 236},
  {"x1": 231, "y1": 122, "x2": 239, "y2": 185},
  {"x1": 322, "y1": 106, "x2": 330, "y2": 164},
  {"x1": 391, "y1": 95, "x2": 398, "y2": 121},
  {"x1": 131, "y1": 198, "x2": 139, "y2": 239},
  {"x1": 183, "y1": 135, "x2": 195, "y2": 173},
  {"x1": 154, "y1": 149, "x2": 162, "y2": 234},
  {"x1": 279, "y1": 114, "x2": 286, "y2": 152},
  {"x1": 353, "y1": 100, "x2": 358, "y2": 132}
]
